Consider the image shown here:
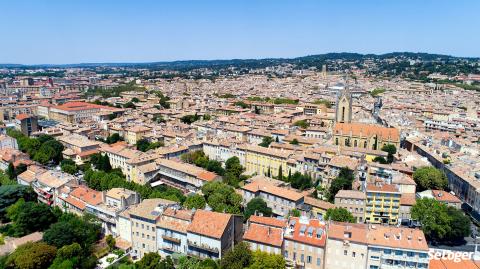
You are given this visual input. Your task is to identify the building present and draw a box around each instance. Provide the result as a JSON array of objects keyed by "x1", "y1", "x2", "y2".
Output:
[
  {"x1": 243, "y1": 215, "x2": 286, "y2": 255},
  {"x1": 333, "y1": 123, "x2": 400, "y2": 151},
  {"x1": 48, "y1": 101, "x2": 119, "y2": 123},
  {"x1": 32, "y1": 170, "x2": 77, "y2": 206},
  {"x1": 128, "y1": 199, "x2": 177, "y2": 259},
  {"x1": 14, "y1": 114, "x2": 38, "y2": 136},
  {"x1": 302, "y1": 196, "x2": 335, "y2": 220},
  {"x1": 325, "y1": 222, "x2": 368, "y2": 269},
  {"x1": 186, "y1": 210, "x2": 243, "y2": 260},
  {"x1": 156, "y1": 207, "x2": 194, "y2": 257},
  {"x1": 335, "y1": 190, "x2": 366, "y2": 223},
  {"x1": 365, "y1": 184, "x2": 401, "y2": 225},
  {"x1": 416, "y1": 190, "x2": 461, "y2": 209},
  {"x1": 58, "y1": 134, "x2": 101, "y2": 164},
  {"x1": 126, "y1": 126, "x2": 151, "y2": 145},
  {"x1": 366, "y1": 226, "x2": 429, "y2": 269},
  {"x1": 283, "y1": 216, "x2": 326, "y2": 269},
  {"x1": 241, "y1": 176, "x2": 304, "y2": 217},
  {"x1": 0, "y1": 135, "x2": 18, "y2": 150},
  {"x1": 335, "y1": 87, "x2": 352, "y2": 123},
  {"x1": 240, "y1": 144, "x2": 294, "y2": 177}
]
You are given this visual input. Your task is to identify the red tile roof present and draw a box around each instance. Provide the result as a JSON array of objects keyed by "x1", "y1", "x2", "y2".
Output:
[
  {"x1": 187, "y1": 210, "x2": 232, "y2": 239},
  {"x1": 284, "y1": 217, "x2": 326, "y2": 247},
  {"x1": 243, "y1": 223, "x2": 283, "y2": 247}
]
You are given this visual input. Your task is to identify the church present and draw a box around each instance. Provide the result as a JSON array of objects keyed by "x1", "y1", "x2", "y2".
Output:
[{"x1": 332, "y1": 87, "x2": 400, "y2": 150}]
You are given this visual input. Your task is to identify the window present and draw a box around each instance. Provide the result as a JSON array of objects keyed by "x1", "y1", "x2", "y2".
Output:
[
  {"x1": 317, "y1": 258, "x2": 321, "y2": 266},
  {"x1": 307, "y1": 256, "x2": 312, "y2": 264},
  {"x1": 352, "y1": 251, "x2": 356, "y2": 257},
  {"x1": 284, "y1": 251, "x2": 288, "y2": 259},
  {"x1": 344, "y1": 250, "x2": 348, "y2": 256},
  {"x1": 293, "y1": 252, "x2": 297, "y2": 260},
  {"x1": 370, "y1": 256, "x2": 380, "y2": 261},
  {"x1": 301, "y1": 254, "x2": 304, "y2": 262},
  {"x1": 395, "y1": 250, "x2": 403, "y2": 256}
]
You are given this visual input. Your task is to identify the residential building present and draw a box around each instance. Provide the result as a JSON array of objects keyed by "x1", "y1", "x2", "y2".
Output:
[
  {"x1": 283, "y1": 216, "x2": 326, "y2": 269},
  {"x1": 365, "y1": 184, "x2": 401, "y2": 225},
  {"x1": 335, "y1": 190, "x2": 366, "y2": 223},
  {"x1": 325, "y1": 222, "x2": 368, "y2": 269},
  {"x1": 243, "y1": 215, "x2": 286, "y2": 255},
  {"x1": 14, "y1": 114, "x2": 38, "y2": 136},
  {"x1": 186, "y1": 209, "x2": 243, "y2": 260}
]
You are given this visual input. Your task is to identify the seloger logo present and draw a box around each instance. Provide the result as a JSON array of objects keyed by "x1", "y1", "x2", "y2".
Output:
[{"x1": 428, "y1": 249, "x2": 476, "y2": 263}]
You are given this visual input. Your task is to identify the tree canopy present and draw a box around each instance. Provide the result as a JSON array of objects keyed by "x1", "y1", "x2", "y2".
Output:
[
  {"x1": 413, "y1": 167, "x2": 448, "y2": 192},
  {"x1": 325, "y1": 208, "x2": 356, "y2": 223},
  {"x1": 201, "y1": 181, "x2": 242, "y2": 214},
  {"x1": 136, "y1": 252, "x2": 174, "y2": 269},
  {"x1": 183, "y1": 194, "x2": 206, "y2": 210},
  {"x1": 244, "y1": 197, "x2": 272, "y2": 220},
  {"x1": 258, "y1": 137, "x2": 274, "y2": 148},
  {"x1": 5, "y1": 242, "x2": 57, "y2": 269},
  {"x1": 327, "y1": 167, "x2": 354, "y2": 202},
  {"x1": 412, "y1": 198, "x2": 470, "y2": 244},
  {"x1": 0, "y1": 184, "x2": 36, "y2": 221}
]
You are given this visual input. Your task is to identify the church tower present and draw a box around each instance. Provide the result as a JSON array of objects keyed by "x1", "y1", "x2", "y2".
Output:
[{"x1": 335, "y1": 86, "x2": 352, "y2": 123}]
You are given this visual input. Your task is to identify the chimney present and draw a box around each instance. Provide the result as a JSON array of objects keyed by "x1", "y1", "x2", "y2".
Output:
[{"x1": 268, "y1": 227, "x2": 271, "y2": 235}]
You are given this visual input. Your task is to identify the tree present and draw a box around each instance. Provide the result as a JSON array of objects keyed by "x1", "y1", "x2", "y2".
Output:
[
  {"x1": 373, "y1": 156, "x2": 387, "y2": 164},
  {"x1": 258, "y1": 136, "x2": 274, "y2": 147},
  {"x1": 49, "y1": 243, "x2": 83, "y2": 269},
  {"x1": 289, "y1": 209, "x2": 301, "y2": 217},
  {"x1": 325, "y1": 208, "x2": 356, "y2": 223},
  {"x1": 7, "y1": 163, "x2": 15, "y2": 180},
  {"x1": 220, "y1": 242, "x2": 252, "y2": 269},
  {"x1": 7, "y1": 201, "x2": 56, "y2": 236},
  {"x1": 43, "y1": 213, "x2": 101, "y2": 249},
  {"x1": 90, "y1": 153, "x2": 112, "y2": 172},
  {"x1": 412, "y1": 198, "x2": 470, "y2": 244},
  {"x1": 244, "y1": 197, "x2": 272, "y2": 220},
  {"x1": 205, "y1": 160, "x2": 225, "y2": 176},
  {"x1": 225, "y1": 157, "x2": 244, "y2": 179},
  {"x1": 5, "y1": 242, "x2": 56, "y2": 269},
  {"x1": 293, "y1": 120, "x2": 309, "y2": 129},
  {"x1": 123, "y1": 102, "x2": 135, "y2": 109},
  {"x1": 202, "y1": 181, "x2": 242, "y2": 214},
  {"x1": 61, "y1": 159, "x2": 78, "y2": 175},
  {"x1": 184, "y1": 194, "x2": 206, "y2": 210},
  {"x1": 290, "y1": 172, "x2": 312, "y2": 190},
  {"x1": 381, "y1": 144, "x2": 397, "y2": 163},
  {"x1": 413, "y1": 167, "x2": 448, "y2": 191},
  {"x1": 106, "y1": 133, "x2": 122, "y2": 144},
  {"x1": 290, "y1": 138, "x2": 300, "y2": 145},
  {"x1": 131, "y1": 97, "x2": 140, "y2": 103},
  {"x1": 136, "y1": 253, "x2": 174, "y2": 269},
  {"x1": 247, "y1": 251, "x2": 286, "y2": 269},
  {"x1": 277, "y1": 165, "x2": 283, "y2": 180},
  {"x1": 106, "y1": 234, "x2": 116, "y2": 250},
  {"x1": 0, "y1": 185, "x2": 36, "y2": 221},
  {"x1": 327, "y1": 167, "x2": 354, "y2": 202}
]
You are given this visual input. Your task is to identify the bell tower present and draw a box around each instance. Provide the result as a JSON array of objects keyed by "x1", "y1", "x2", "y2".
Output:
[{"x1": 335, "y1": 85, "x2": 352, "y2": 123}]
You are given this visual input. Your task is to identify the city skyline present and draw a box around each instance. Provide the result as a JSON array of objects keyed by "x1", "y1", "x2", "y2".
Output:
[{"x1": 1, "y1": 0, "x2": 479, "y2": 64}]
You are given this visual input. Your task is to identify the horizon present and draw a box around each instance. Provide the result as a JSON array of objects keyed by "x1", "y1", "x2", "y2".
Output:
[
  {"x1": 0, "y1": 51, "x2": 477, "y2": 66},
  {"x1": 1, "y1": 0, "x2": 479, "y2": 64}
]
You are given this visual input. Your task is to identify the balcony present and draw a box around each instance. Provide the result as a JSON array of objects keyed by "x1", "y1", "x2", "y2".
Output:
[
  {"x1": 187, "y1": 240, "x2": 219, "y2": 253},
  {"x1": 162, "y1": 235, "x2": 181, "y2": 244}
]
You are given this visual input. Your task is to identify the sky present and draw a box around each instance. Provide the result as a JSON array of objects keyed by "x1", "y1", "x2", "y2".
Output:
[{"x1": 0, "y1": 0, "x2": 478, "y2": 64}]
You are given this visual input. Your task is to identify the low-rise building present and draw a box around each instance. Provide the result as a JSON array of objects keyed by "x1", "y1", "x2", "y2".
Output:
[{"x1": 335, "y1": 190, "x2": 366, "y2": 223}]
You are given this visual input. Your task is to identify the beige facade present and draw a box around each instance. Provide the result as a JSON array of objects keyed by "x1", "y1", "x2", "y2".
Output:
[
  {"x1": 325, "y1": 223, "x2": 368, "y2": 269},
  {"x1": 334, "y1": 190, "x2": 366, "y2": 223}
]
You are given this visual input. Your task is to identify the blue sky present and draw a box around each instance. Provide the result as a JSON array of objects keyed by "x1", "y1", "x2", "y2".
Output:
[{"x1": 0, "y1": 0, "x2": 478, "y2": 64}]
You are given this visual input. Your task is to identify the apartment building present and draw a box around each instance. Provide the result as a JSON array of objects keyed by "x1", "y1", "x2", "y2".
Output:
[
  {"x1": 335, "y1": 190, "x2": 366, "y2": 223},
  {"x1": 302, "y1": 196, "x2": 335, "y2": 220},
  {"x1": 241, "y1": 176, "x2": 304, "y2": 217},
  {"x1": 365, "y1": 184, "x2": 401, "y2": 225},
  {"x1": 325, "y1": 222, "x2": 368, "y2": 269},
  {"x1": 58, "y1": 134, "x2": 101, "y2": 164},
  {"x1": 14, "y1": 114, "x2": 38, "y2": 136},
  {"x1": 156, "y1": 207, "x2": 194, "y2": 257},
  {"x1": 125, "y1": 125, "x2": 151, "y2": 145},
  {"x1": 243, "y1": 215, "x2": 286, "y2": 255},
  {"x1": 186, "y1": 209, "x2": 243, "y2": 260},
  {"x1": 366, "y1": 226, "x2": 429, "y2": 269},
  {"x1": 32, "y1": 170, "x2": 77, "y2": 206},
  {"x1": 0, "y1": 134, "x2": 18, "y2": 150},
  {"x1": 128, "y1": 199, "x2": 177, "y2": 259},
  {"x1": 241, "y1": 144, "x2": 294, "y2": 177},
  {"x1": 283, "y1": 216, "x2": 326, "y2": 269}
]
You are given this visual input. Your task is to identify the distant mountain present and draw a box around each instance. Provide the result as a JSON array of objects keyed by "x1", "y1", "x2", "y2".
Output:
[{"x1": 0, "y1": 52, "x2": 477, "y2": 70}]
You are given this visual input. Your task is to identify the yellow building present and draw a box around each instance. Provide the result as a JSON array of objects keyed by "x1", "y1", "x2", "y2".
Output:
[
  {"x1": 333, "y1": 122, "x2": 400, "y2": 151},
  {"x1": 126, "y1": 126, "x2": 151, "y2": 145},
  {"x1": 240, "y1": 145, "x2": 295, "y2": 177},
  {"x1": 365, "y1": 183, "x2": 400, "y2": 225}
]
